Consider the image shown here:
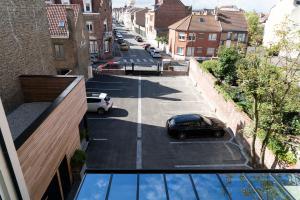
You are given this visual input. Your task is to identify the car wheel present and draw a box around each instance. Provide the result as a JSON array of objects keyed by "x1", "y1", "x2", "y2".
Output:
[
  {"x1": 97, "y1": 108, "x2": 105, "y2": 115},
  {"x1": 178, "y1": 132, "x2": 186, "y2": 140},
  {"x1": 214, "y1": 131, "x2": 223, "y2": 138}
]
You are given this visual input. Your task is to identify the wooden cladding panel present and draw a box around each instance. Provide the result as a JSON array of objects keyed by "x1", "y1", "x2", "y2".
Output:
[
  {"x1": 17, "y1": 79, "x2": 87, "y2": 200},
  {"x1": 20, "y1": 76, "x2": 75, "y2": 102}
]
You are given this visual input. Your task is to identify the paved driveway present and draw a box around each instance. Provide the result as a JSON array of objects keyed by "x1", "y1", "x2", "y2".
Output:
[{"x1": 86, "y1": 75, "x2": 249, "y2": 169}]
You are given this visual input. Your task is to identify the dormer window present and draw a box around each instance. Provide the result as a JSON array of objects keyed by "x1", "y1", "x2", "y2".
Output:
[
  {"x1": 84, "y1": 0, "x2": 92, "y2": 13},
  {"x1": 61, "y1": 0, "x2": 70, "y2": 4},
  {"x1": 58, "y1": 20, "x2": 65, "y2": 28}
]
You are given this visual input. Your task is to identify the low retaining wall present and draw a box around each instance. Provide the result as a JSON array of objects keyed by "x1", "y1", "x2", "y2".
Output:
[
  {"x1": 189, "y1": 58, "x2": 299, "y2": 169},
  {"x1": 94, "y1": 69, "x2": 187, "y2": 76}
]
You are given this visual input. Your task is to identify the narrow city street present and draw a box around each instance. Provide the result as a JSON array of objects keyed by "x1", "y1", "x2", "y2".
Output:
[{"x1": 85, "y1": 75, "x2": 249, "y2": 169}]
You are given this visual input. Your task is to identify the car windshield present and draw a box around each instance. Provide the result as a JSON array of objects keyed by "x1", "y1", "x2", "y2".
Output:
[{"x1": 202, "y1": 116, "x2": 212, "y2": 125}]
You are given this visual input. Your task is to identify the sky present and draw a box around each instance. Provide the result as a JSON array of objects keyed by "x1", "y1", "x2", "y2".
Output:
[{"x1": 112, "y1": 0, "x2": 279, "y2": 13}]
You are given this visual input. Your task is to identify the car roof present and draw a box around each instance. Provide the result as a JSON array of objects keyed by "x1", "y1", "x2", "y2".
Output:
[
  {"x1": 87, "y1": 93, "x2": 107, "y2": 99},
  {"x1": 172, "y1": 114, "x2": 202, "y2": 123}
]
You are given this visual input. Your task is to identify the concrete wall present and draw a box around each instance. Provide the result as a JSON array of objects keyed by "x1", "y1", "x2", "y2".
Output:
[
  {"x1": 0, "y1": 0, "x2": 56, "y2": 113},
  {"x1": 188, "y1": 58, "x2": 299, "y2": 169}
]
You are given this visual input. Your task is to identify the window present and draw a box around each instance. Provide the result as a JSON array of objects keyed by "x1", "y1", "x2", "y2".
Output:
[
  {"x1": 89, "y1": 41, "x2": 98, "y2": 53},
  {"x1": 178, "y1": 32, "x2": 185, "y2": 41},
  {"x1": 234, "y1": 33, "x2": 238, "y2": 40},
  {"x1": 86, "y1": 22, "x2": 93, "y2": 32},
  {"x1": 61, "y1": 0, "x2": 70, "y2": 4},
  {"x1": 200, "y1": 18, "x2": 205, "y2": 22},
  {"x1": 84, "y1": 0, "x2": 92, "y2": 12},
  {"x1": 208, "y1": 33, "x2": 217, "y2": 41},
  {"x1": 87, "y1": 98, "x2": 101, "y2": 103},
  {"x1": 227, "y1": 32, "x2": 232, "y2": 40},
  {"x1": 177, "y1": 47, "x2": 184, "y2": 55},
  {"x1": 198, "y1": 33, "x2": 205, "y2": 39},
  {"x1": 296, "y1": 0, "x2": 300, "y2": 5},
  {"x1": 150, "y1": 15, "x2": 153, "y2": 21},
  {"x1": 188, "y1": 33, "x2": 196, "y2": 41},
  {"x1": 238, "y1": 33, "x2": 246, "y2": 42},
  {"x1": 207, "y1": 48, "x2": 215, "y2": 56},
  {"x1": 54, "y1": 44, "x2": 64, "y2": 58},
  {"x1": 197, "y1": 47, "x2": 203, "y2": 54},
  {"x1": 186, "y1": 47, "x2": 195, "y2": 57},
  {"x1": 104, "y1": 41, "x2": 109, "y2": 52}
]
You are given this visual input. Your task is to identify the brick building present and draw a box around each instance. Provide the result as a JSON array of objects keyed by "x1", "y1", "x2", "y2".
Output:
[
  {"x1": 145, "y1": 0, "x2": 191, "y2": 48},
  {"x1": 46, "y1": 4, "x2": 89, "y2": 78},
  {"x1": 133, "y1": 8, "x2": 149, "y2": 37},
  {"x1": 1, "y1": 1, "x2": 88, "y2": 199},
  {"x1": 48, "y1": 0, "x2": 113, "y2": 60},
  {"x1": 168, "y1": 14, "x2": 221, "y2": 60},
  {"x1": 168, "y1": 10, "x2": 248, "y2": 60},
  {"x1": 217, "y1": 10, "x2": 248, "y2": 48},
  {"x1": 0, "y1": 0, "x2": 56, "y2": 113}
]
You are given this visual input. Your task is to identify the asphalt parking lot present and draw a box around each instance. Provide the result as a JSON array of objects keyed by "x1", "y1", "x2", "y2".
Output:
[{"x1": 86, "y1": 75, "x2": 250, "y2": 169}]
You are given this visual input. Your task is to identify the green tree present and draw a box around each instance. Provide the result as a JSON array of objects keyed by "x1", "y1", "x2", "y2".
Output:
[
  {"x1": 245, "y1": 12, "x2": 264, "y2": 46},
  {"x1": 155, "y1": 36, "x2": 168, "y2": 48},
  {"x1": 217, "y1": 46, "x2": 241, "y2": 84}
]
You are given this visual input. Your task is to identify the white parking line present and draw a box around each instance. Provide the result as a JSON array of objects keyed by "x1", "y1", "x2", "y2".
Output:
[
  {"x1": 170, "y1": 141, "x2": 227, "y2": 144},
  {"x1": 130, "y1": 59, "x2": 134, "y2": 63},
  {"x1": 149, "y1": 59, "x2": 154, "y2": 63},
  {"x1": 136, "y1": 75, "x2": 142, "y2": 169},
  {"x1": 123, "y1": 59, "x2": 127, "y2": 63},
  {"x1": 159, "y1": 101, "x2": 204, "y2": 104},
  {"x1": 136, "y1": 59, "x2": 141, "y2": 62},
  {"x1": 174, "y1": 164, "x2": 250, "y2": 168},
  {"x1": 86, "y1": 88, "x2": 123, "y2": 91},
  {"x1": 87, "y1": 81, "x2": 123, "y2": 84},
  {"x1": 92, "y1": 138, "x2": 108, "y2": 141},
  {"x1": 143, "y1": 59, "x2": 148, "y2": 62}
]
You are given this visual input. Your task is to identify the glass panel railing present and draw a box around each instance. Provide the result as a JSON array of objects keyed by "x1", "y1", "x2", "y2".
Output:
[
  {"x1": 108, "y1": 174, "x2": 137, "y2": 200},
  {"x1": 76, "y1": 174, "x2": 110, "y2": 200},
  {"x1": 166, "y1": 174, "x2": 197, "y2": 200},
  {"x1": 192, "y1": 174, "x2": 229, "y2": 199},
  {"x1": 273, "y1": 173, "x2": 300, "y2": 200},
  {"x1": 219, "y1": 174, "x2": 260, "y2": 200},
  {"x1": 139, "y1": 174, "x2": 167, "y2": 200}
]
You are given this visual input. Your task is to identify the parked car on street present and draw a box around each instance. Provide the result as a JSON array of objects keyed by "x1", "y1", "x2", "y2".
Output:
[
  {"x1": 166, "y1": 114, "x2": 226, "y2": 139},
  {"x1": 87, "y1": 93, "x2": 113, "y2": 114},
  {"x1": 120, "y1": 42, "x2": 129, "y2": 51},
  {"x1": 143, "y1": 43, "x2": 151, "y2": 50},
  {"x1": 151, "y1": 50, "x2": 162, "y2": 58},
  {"x1": 147, "y1": 47, "x2": 155, "y2": 54},
  {"x1": 117, "y1": 38, "x2": 124, "y2": 44},
  {"x1": 135, "y1": 36, "x2": 143, "y2": 42},
  {"x1": 98, "y1": 61, "x2": 121, "y2": 70}
]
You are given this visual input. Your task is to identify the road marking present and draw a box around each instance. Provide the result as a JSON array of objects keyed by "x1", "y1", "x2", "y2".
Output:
[
  {"x1": 123, "y1": 59, "x2": 128, "y2": 63},
  {"x1": 87, "y1": 81, "x2": 123, "y2": 84},
  {"x1": 86, "y1": 88, "x2": 122, "y2": 91},
  {"x1": 136, "y1": 75, "x2": 142, "y2": 169},
  {"x1": 87, "y1": 118, "x2": 113, "y2": 120},
  {"x1": 143, "y1": 59, "x2": 148, "y2": 62},
  {"x1": 174, "y1": 164, "x2": 251, "y2": 168},
  {"x1": 170, "y1": 141, "x2": 227, "y2": 144},
  {"x1": 149, "y1": 59, "x2": 154, "y2": 63},
  {"x1": 92, "y1": 138, "x2": 108, "y2": 141},
  {"x1": 130, "y1": 59, "x2": 134, "y2": 63},
  {"x1": 136, "y1": 59, "x2": 141, "y2": 62},
  {"x1": 159, "y1": 100, "x2": 204, "y2": 104}
]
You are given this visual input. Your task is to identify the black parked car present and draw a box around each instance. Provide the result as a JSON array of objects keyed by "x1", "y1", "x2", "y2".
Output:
[{"x1": 166, "y1": 114, "x2": 226, "y2": 139}]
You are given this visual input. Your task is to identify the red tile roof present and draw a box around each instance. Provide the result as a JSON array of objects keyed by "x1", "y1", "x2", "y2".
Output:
[
  {"x1": 46, "y1": 4, "x2": 80, "y2": 38},
  {"x1": 217, "y1": 11, "x2": 248, "y2": 32},
  {"x1": 169, "y1": 14, "x2": 221, "y2": 32}
]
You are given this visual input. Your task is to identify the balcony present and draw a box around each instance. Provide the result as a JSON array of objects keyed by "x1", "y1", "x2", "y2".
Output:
[
  {"x1": 6, "y1": 75, "x2": 87, "y2": 199},
  {"x1": 75, "y1": 170, "x2": 300, "y2": 199}
]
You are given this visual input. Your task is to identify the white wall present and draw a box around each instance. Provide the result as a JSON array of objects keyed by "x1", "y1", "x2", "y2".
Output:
[
  {"x1": 0, "y1": 99, "x2": 30, "y2": 200},
  {"x1": 263, "y1": 0, "x2": 300, "y2": 57}
]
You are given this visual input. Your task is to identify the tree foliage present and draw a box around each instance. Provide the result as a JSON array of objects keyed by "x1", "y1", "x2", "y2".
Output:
[{"x1": 245, "y1": 12, "x2": 264, "y2": 46}]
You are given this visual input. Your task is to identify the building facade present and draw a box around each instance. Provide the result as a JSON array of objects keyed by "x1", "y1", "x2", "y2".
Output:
[
  {"x1": 263, "y1": 0, "x2": 300, "y2": 58},
  {"x1": 133, "y1": 8, "x2": 149, "y2": 37},
  {"x1": 49, "y1": 0, "x2": 113, "y2": 60},
  {"x1": 168, "y1": 10, "x2": 248, "y2": 60},
  {"x1": 145, "y1": 0, "x2": 191, "y2": 48},
  {"x1": 46, "y1": 4, "x2": 90, "y2": 78},
  {"x1": 124, "y1": 7, "x2": 143, "y2": 31},
  {"x1": 1, "y1": 1, "x2": 88, "y2": 199},
  {"x1": 168, "y1": 15, "x2": 221, "y2": 60}
]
